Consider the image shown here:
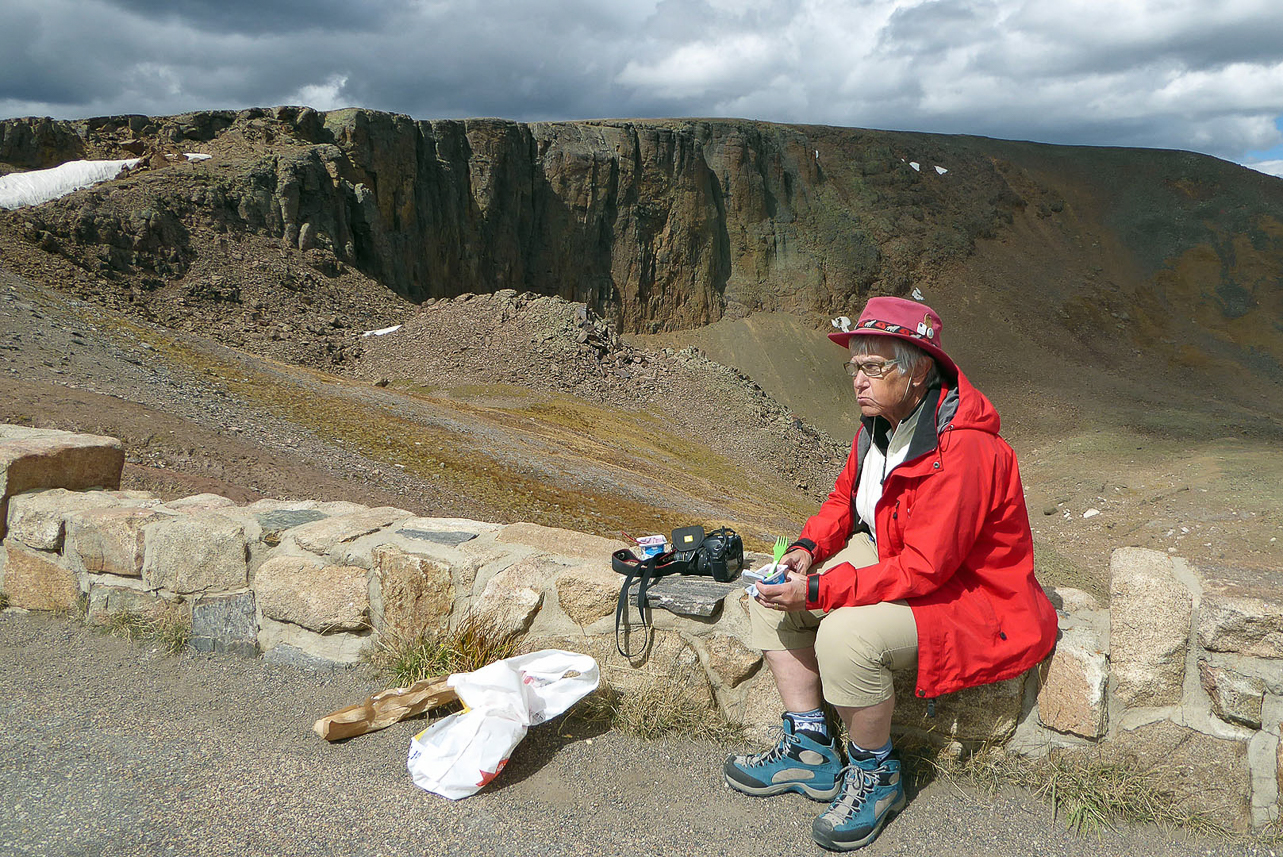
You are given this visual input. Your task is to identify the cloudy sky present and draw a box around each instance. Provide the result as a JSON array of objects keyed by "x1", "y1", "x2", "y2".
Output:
[{"x1": 3, "y1": 0, "x2": 1283, "y2": 176}]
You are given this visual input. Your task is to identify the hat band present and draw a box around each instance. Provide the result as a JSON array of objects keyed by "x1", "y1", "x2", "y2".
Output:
[{"x1": 857, "y1": 316, "x2": 937, "y2": 343}]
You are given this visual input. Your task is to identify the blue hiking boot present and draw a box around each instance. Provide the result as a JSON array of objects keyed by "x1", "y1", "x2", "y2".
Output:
[
  {"x1": 811, "y1": 754, "x2": 906, "y2": 851},
  {"x1": 724, "y1": 714, "x2": 843, "y2": 800}
]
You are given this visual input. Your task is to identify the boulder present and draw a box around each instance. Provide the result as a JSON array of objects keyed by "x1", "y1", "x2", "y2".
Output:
[
  {"x1": 473, "y1": 557, "x2": 550, "y2": 638},
  {"x1": 370, "y1": 545, "x2": 456, "y2": 640},
  {"x1": 0, "y1": 425, "x2": 124, "y2": 541},
  {"x1": 286, "y1": 506, "x2": 414, "y2": 558},
  {"x1": 3, "y1": 544, "x2": 79, "y2": 610},
  {"x1": 555, "y1": 562, "x2": 622, "y2": 627},
  {"x1": 1196, "y1": 563, "x2": 1283, "y2": 661},
  {"x1": 5, "y1": 488, "x2": 130, "y2": 551},
  {"x1": 1247, "y1": 729, "x2": 1281, "y2": 829},
  {"x1": 141, "y1": 511, "x2": 248, "y2": 593},
  {"x1": 736, "y1": 669, "x2": 788, "y2": 735},
  {"x1": 253, "y1": 508, "x2": 330, "y2": 545},
  {"x1": 1043, "y1": 586, "x2": 1102, "y2": 614},
  {"x1": 86, "y1": 583, "x2": 184, "y2": 626},
  {"x1": 66, "y1": 506, "x2": 168, "y2": 578},
  {"x1": 395, "y1": 516, "x2": 496, "y2": 545},
  {"x1": 245, "y1": 498, "x2": 367, "y2": 517},
  {"x1": 255, "y1": 555, "x2": 368, "y2": 632},
  {"x1": 1199, "y1": 660, "x2": 1266, "y2": 729},
  {"x1": 530, "y1": 630, "x2": 713, "y2": 705},
  {"x1": 190, "y1": 591, "x2": 258, "y2": 657},
  {"x1": 1109, "y1": 547, "x2": 1192, "y2": 708},
  {"x1": 163, "y1": 493, "x2": 238, "y2": 511},
  {"x1": 893, "y1": 672, "x2": 1027, "y2": 744},
  {"x1": 258, "y1": 614, "x2": 367, "y2": 664},
  {"x1": 1038, "y1": 626, "x2": 1109, "y2": 738},
  {"x1": 700, "y1": 633, "x2": 761, "y2": 689}
]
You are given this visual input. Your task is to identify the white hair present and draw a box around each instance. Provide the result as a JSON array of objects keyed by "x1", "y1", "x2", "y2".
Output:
[{"x1": 849, "y1": 335, "x2": 942, "y2": 388}]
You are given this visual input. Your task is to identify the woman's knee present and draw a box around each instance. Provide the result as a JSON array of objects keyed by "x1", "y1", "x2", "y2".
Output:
[{"x1": 813, "y1": 604, "x2": 918, "y2": 707}]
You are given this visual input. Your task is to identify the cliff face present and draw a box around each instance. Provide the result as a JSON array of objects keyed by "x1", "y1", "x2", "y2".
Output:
[
  {"x1": 323, "y1": 114, "x2": 732, "y2": 331},
  {"x1": 309, "y1": 111, "x2": 1027, "y2": 332},
  {"x1": 1, "y1": 108, "x2": 1281, "y2": 391}
]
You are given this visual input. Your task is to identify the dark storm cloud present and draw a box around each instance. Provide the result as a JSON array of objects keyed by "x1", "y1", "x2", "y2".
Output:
[{"x1": 103, "y1": 0, "x2": 409, "y2": 35}]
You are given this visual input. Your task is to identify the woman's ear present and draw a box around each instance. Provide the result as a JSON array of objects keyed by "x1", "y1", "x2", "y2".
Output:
[{"x1": 912, "y1": 357, "x2": 932, "y2": 386}]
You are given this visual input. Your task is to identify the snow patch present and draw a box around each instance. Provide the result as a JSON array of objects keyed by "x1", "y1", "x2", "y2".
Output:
[
  {"x1": 362, "y1": 325, "x2": 403, "y2": 338},
  {"x1": 0, "y1": 158, "x2": 140, "y2": 209},
  {"x1": 935, "y1": 165, "x2": 948, "y2": 175},
  {"x1": 0, "y1": 153, "x2": 213, "y2": 209}
]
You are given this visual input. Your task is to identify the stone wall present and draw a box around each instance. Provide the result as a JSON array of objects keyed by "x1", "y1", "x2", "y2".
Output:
[{"x1": 1, "y1": 425, "x2": 1279, "y2": 830}]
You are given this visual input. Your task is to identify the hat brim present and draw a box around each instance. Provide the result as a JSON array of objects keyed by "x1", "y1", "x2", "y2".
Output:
[{"x1": 829, "y1": 329, "x2": 958, "y2": 380}]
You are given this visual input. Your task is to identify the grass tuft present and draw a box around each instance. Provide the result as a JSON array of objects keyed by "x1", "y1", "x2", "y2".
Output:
[
  {"x1": 571, "y1": 669, "x2": 740, "y2": 742},
  {"x1": 368, "y1": 611, "x2": 520, "y2": 687},
  {"x1": 102, "y1": 609, "x2": 192, "y2": 655},
  {"x1": 899, "y1": 740, "x2": 1229, "y2": 838},
  {"x1": 1032, "y1": 752, "x2": 1228, "y2": 837},
  {"x1": 0, "y1": 591, "x2": 8, "y2": 611}
]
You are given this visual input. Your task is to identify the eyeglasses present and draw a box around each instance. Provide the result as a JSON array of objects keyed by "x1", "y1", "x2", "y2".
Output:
[{"x1": 844, "y1": 359, "x2": 899, "y2": 378}]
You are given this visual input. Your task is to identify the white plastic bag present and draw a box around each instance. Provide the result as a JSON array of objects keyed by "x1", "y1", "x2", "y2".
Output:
[{"x1": 406, "y1": 649, "x2": 599, "y2": 799}]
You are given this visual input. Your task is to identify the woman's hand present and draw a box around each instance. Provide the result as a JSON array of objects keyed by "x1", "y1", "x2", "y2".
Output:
[
  {"x1": 755, "y1": 567, "x2": 809, "y2": 612},
  {"x1": 777, "y1": 547, "x2": 813, "y2": 576}
]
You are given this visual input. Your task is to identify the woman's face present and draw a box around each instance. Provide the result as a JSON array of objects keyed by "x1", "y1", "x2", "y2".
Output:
[{"x1": 849, "y1": 338, "x2": 926, "y2": 426}]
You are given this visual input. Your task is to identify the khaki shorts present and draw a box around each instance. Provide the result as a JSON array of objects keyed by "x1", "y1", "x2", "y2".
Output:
[{"x1": 748, "y1": 533, "x2": 918, "y2": 708}]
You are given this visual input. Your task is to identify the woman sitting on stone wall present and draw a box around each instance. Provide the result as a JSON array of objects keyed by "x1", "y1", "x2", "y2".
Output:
[{"x1": 724, "y1": 295, "x2": 1058, "y2": 852}]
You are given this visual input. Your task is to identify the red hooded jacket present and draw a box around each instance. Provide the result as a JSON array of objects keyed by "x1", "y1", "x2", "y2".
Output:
[{"x1": 798, "y1": 370, "x2": 1058, "y2": 700}]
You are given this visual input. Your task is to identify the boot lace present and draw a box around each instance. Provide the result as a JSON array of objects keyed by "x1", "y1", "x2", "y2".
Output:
[
  {"x1": 823, "y1": 765, "x2": 877, "y2": 822},
  {"x1": 737, "y1": 726, "x2": 796, "y2": 767}
]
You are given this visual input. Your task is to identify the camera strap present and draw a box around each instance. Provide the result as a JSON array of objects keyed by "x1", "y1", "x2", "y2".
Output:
[{"x1": 610, "y1": 525, "x2": 745, "y2": 658}]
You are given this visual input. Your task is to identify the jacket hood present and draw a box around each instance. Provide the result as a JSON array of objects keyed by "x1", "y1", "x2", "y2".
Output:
[{"x1": 937, "y1": 369, "x2": 1001, "y2": 436}]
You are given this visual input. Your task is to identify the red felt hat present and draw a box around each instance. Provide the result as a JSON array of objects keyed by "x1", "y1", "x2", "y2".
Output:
[{"x1": 828, "y1": 296, "x2": 958, "y2": 379}]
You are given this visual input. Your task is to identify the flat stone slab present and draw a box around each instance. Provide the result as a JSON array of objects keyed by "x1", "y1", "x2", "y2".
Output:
[
  {"x1": 255, "y1": 509, "x2": 329, "y2": 544},
  {"x1": 395, "y1": 526, "x2": 478, "y2": 547},
  {"x1": 190, "y1": 591, "x2": 259, "y2": 658},
  {"x1": 255, "y1": 509, "x2": 330, "y2": 529},
  {"x1": 497, "y1": 522, "x2": 627, "y2": 561},
  {"x1": 638, "y1": 575, "x2": 740, "y2": 618}
]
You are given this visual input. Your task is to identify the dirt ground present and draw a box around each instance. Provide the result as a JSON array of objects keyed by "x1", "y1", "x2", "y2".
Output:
[{"x1": 3, "y1": 611, "x2": 1277, "y2": 857}]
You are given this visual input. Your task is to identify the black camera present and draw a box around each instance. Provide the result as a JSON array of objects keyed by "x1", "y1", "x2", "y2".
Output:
[{"x1": 670, "y1": 525, "x2": 744, "y2": 583}]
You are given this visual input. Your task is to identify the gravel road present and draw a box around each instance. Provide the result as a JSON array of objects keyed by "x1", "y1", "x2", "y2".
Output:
[{"x1": 0, "y1": 612, "x2": 1274, "y2": 857}]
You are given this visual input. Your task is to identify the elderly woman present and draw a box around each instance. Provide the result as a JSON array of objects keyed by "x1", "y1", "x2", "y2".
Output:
[{"x1": 724, "y1": 296, "x2": 1058, "y2": 852}]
